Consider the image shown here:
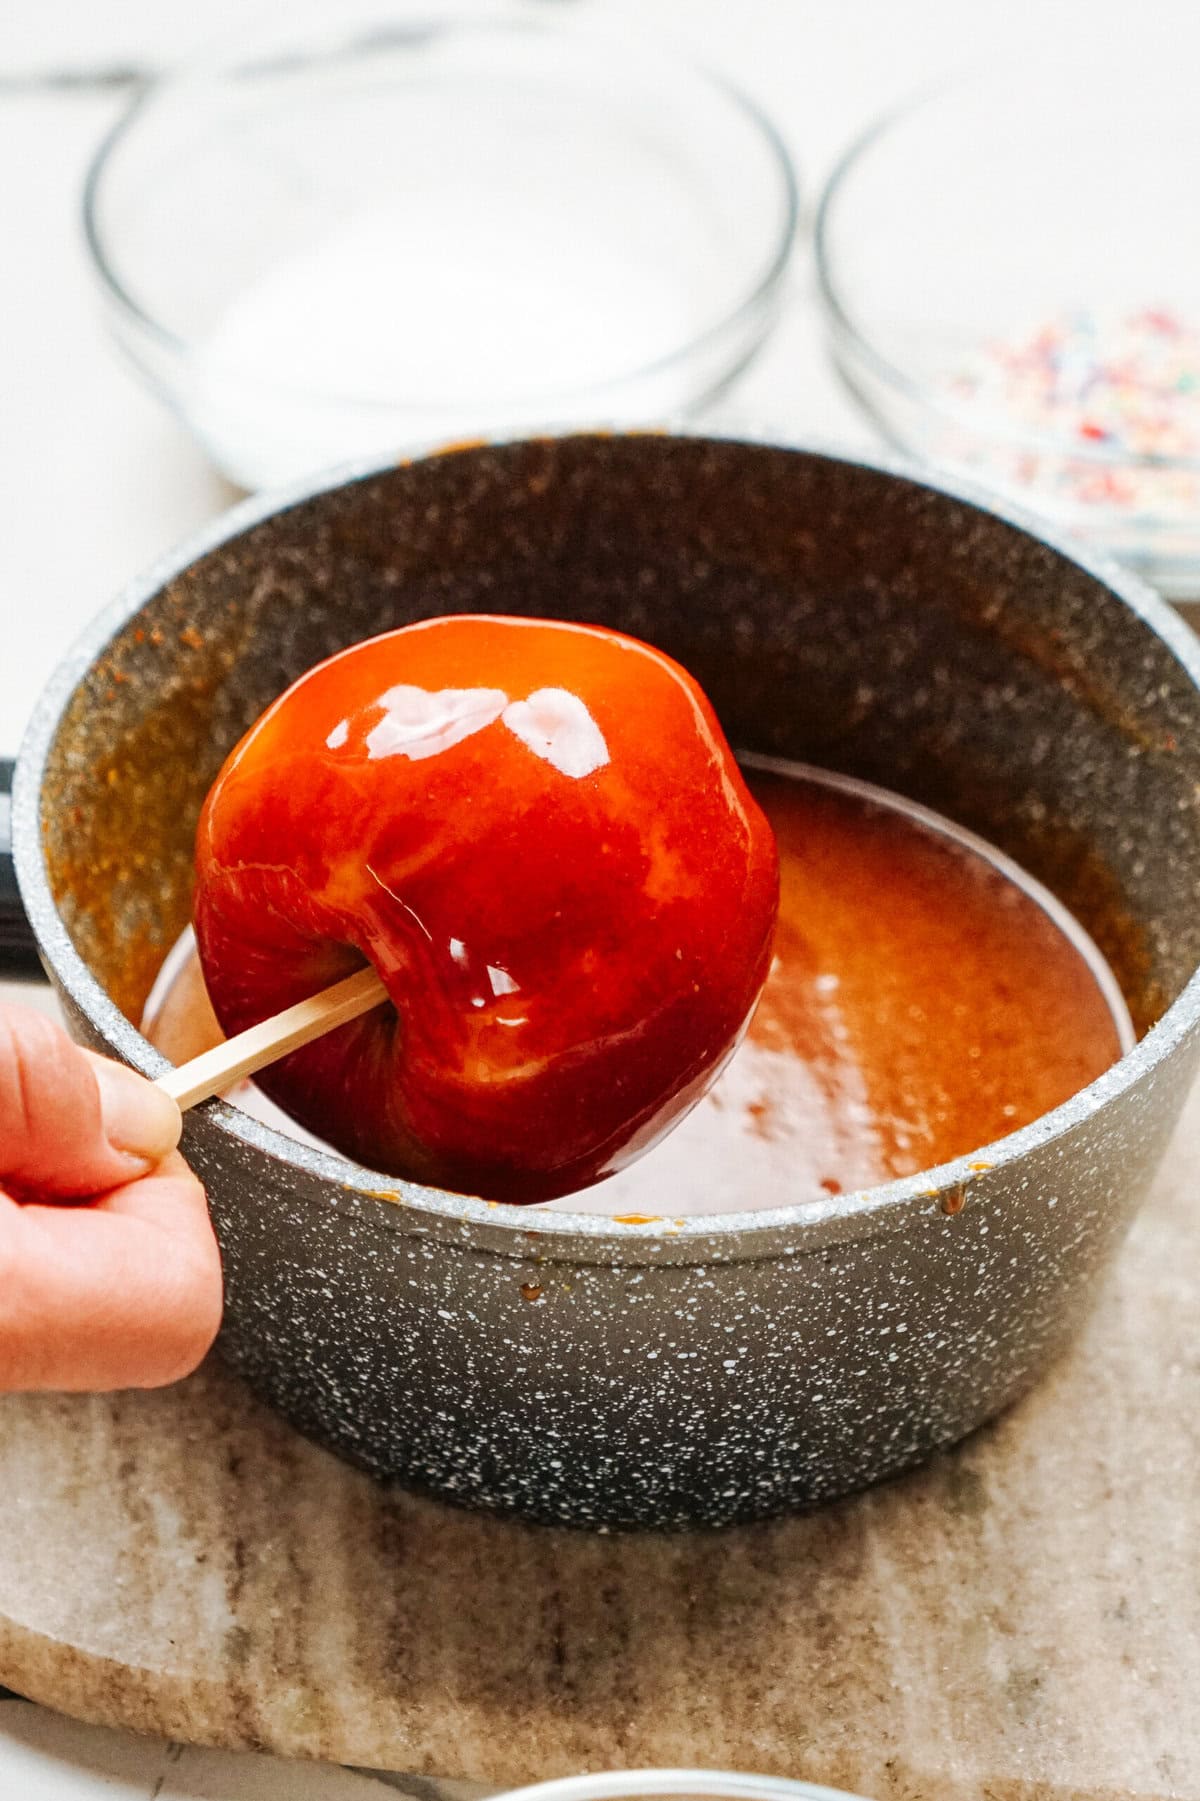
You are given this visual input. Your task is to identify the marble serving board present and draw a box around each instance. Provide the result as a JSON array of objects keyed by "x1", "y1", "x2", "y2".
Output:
[{"x1": 1, "y1": 1085, "x2": 1198, "y2": 1801}]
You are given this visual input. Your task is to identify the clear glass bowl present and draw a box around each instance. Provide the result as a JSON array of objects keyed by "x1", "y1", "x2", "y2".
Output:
[
  {"x1": 490, "y1": 1772, "x2": 872, "y2": 1801},
  {"x1": 816, "y1": 53, "x2": 1200, "y2": 598},
  {"x1": 84, "y1": 3, "x2": 798, "y2": 491}
]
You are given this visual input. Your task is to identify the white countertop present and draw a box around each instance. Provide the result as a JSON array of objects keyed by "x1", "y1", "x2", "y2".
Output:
[{"x1": 0, "y1": 0, "x2": 1185, "y2": 1793}]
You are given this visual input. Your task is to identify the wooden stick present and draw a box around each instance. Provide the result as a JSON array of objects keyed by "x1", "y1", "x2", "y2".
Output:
[{"x1": 154, "y1": 966, "x2": 389, "y2": 1111}]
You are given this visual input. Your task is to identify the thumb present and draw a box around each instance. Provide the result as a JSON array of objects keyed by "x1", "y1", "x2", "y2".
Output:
[{"x1": 0, "y1": 1005, "x2": 181, "y2": 1198}]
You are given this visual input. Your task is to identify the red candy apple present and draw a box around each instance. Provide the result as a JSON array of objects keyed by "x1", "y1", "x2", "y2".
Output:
[{"x1": 193, "y1": 616, "x2": 779, "y2": 1203}]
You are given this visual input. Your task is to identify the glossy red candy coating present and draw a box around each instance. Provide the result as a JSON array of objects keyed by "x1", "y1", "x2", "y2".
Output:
[{"x1": 193, "y1": 616, "x2": 779, "y2": 1203}]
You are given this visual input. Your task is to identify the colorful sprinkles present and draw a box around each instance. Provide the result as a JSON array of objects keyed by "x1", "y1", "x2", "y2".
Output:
[{"x1": 940, "y1": 306, "x2": 1200, "y2": 533}]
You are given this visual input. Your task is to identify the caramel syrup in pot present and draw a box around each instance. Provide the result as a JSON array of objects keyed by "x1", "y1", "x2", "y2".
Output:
[{"x1": 144, "y1": 761, "x2": 1131, "y2": 1217}]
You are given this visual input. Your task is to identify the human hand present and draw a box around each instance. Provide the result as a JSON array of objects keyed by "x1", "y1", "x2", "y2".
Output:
[{"x1": 0, "y1": 1005, "x2": 222, "y2": 1392}]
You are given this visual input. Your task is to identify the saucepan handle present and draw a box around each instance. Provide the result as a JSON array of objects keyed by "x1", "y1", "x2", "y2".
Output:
[{"x1": 0, "y1": 759, "x2": 43, "y2": 980}]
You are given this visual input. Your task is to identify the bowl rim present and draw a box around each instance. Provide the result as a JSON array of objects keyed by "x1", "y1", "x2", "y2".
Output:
[
  {"x1": 14, "y1": 430, "x2": 1200, "y2": 1266},
  {"x1": 487, "y1": 1770, "x2": 873, "y2": 1801},
  {"x1": 814, "y1": 71, "x2": 1200, "y2": 477},
  {"x1": 81, "y1": 4, "x2": 800, "y2": 416}
]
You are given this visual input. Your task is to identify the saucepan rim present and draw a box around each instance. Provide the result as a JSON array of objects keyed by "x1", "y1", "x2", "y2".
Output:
[{"x1": 14, "y1": 431, "x2": 1200, "y2": 1265}]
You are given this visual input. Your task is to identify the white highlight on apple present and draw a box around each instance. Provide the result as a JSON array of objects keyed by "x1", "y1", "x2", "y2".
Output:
[
  {"x1": 328, "y1": 683, "x2": 609, "y2": 780},
  {"x1": 362, "y1": 684, "x2": 509, "y2": 761},
  {"x1": 500, "y1": 688, "x2": 610, "y2": 779}
]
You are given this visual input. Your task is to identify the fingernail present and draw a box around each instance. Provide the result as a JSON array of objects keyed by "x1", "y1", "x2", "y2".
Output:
[{"x1": 93, "y1": 1058, "x2": 182, "y2": 1163}]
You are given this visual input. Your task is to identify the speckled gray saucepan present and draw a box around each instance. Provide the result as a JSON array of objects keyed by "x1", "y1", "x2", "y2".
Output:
[{"x1": 10, "y1": 434, "x2": 1200, "y2": 1530}]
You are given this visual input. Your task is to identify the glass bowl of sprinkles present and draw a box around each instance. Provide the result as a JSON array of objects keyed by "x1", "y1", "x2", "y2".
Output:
[{"x1": 816, "y1": 50, "x2": 1200, "y2": 597}]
